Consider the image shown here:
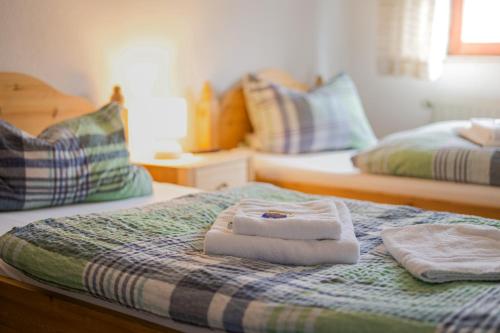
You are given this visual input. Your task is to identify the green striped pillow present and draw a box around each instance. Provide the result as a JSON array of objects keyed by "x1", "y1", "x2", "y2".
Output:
[
  {"x1": 0, "y1": 103, "x2": 152, "y2": 211},
  {"x1": 243, "y1": 73, "x2": 377, "y2": 154}
]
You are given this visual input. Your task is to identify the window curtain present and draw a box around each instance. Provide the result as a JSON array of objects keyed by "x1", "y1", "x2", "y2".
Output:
[{"x1": 377, "y1": 0, "x2": 451, "y2": 81}]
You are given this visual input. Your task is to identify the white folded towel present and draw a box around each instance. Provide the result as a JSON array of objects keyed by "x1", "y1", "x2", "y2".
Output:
[
  {"x1": 233, "y1": 199, "x2": 341, "y2": 240},
  {"x1": 382, "y1": 223, "x2": 500, "y2": 283},
  {"x1": 204, "y1": 201, "x2": 359, "y2": 265},
  {"x1": 459, "y1": 118, "x2": 500, "y2": 147}
]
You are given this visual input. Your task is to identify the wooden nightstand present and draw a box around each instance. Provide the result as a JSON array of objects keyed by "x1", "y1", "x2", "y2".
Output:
[{"x1": 139, "y1": 150, "x2": 251, "y2": 191}]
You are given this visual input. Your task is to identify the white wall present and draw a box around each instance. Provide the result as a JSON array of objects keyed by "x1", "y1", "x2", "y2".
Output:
[
  {"x1": 0, "y1": 0, "x2": 319, "y2": 104},
  {"x1": 3, "y1": 0, "x2": 499, "y2": 139},
  {"x1": 318, "y1": 0, "x2": 500, "y2": 137},
  {"x1": 316, "y1": 0, "x2": 351, "y2": 79}
]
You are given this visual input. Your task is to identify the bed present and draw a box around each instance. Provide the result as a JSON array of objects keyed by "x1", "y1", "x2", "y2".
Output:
[
  {"x1": 1, "y1": 72, "x2": 500, "y2": 333},
  {"x1": 0, "y1": 72, "x2": 203, "y2": 333},
  {"x1": 208, "y1": 69, "x2": 500, "y2": 219},
  {"x1": 2, "y1": 182, "x2": 500, "y2": 333},
  {"x1": 252, "y1": 149, "x2": 500, "y2": 219}
]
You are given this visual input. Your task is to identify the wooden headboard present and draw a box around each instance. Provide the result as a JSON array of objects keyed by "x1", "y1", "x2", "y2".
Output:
[
  {"x1": 199, "y1": 69, "x2": 320, "y2": 150},
  {"x1": 0, "y1": 72, "x2": 125, "y2": 136}
]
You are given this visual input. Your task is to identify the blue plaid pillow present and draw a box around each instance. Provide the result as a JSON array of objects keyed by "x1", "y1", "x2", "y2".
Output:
[
  {"x1": 243, "y1": 73, "x2": 376, "y2": 154},
  {"x1": 0, "y1": 103, "x2": 152, "y2": 211}
]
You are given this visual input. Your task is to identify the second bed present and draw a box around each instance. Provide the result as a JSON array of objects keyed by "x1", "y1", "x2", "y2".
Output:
[{"x1": 251, "y1": 149, "x2": 500, "y2": 218}]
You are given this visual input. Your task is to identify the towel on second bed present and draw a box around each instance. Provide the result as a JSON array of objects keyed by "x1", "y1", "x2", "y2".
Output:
[
  {"x1": 459, "y1": 118, "x2": 500, "y2": 147},
  {"x1": 204, "y1": 200, "x2": 359, "y2": 265},
  {"x1": 382, "y1": 223, "x2": 500, "y2": 283}
]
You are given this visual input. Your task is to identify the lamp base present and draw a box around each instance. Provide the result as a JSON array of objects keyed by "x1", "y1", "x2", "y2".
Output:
[
  {"x1": 153, "y1": 139, "x2": 183, "y2": 160},
  {"x1": 154, "y1": 151, "x2": 183, "y2": 160}
]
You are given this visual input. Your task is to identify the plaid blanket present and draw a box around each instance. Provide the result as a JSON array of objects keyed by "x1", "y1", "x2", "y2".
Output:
[
  {"x1": 0, "y1": 103, "x2": 152, "y2": 210},
  {"x1": 1, "y1": 184, "x2": 499, "y2": 333},
  {"x1": 352, "y1": 122, "x2": 500, "y2": 186}
]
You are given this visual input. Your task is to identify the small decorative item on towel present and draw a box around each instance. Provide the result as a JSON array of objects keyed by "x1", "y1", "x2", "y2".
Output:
[{"x1": 261, "y1": 210, "x2": 292, "y2": 219}]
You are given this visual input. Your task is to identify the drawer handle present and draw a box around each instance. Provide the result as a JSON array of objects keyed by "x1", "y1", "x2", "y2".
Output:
[{"x1": 215, "y1": 182, "x2": 229, "y2": 191}]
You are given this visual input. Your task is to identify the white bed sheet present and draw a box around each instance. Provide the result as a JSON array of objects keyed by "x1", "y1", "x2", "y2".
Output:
[
  {"x1": 0, "y1": 182, "x2": 215, "y2": 333},
  {"x1": 252, "y1": 150, "x2": 500, "y2": 208},
  {"x1": 0, "y1": 182, "x2": 200, "y2": 235}
]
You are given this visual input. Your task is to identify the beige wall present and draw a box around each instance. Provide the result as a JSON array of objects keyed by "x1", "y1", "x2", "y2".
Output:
[
  {"x1": 318, "y1": 0, "x2": 500, "y2": 137},
  {"x1": 0, "y1": 0, "x2": 320, "y2": 156},
  {"x1": 0, "y1": 0, "x2": 319, "y2": 104},
  {"x1": 3, "y1": 0, "x2": 498, "y2": 140}
]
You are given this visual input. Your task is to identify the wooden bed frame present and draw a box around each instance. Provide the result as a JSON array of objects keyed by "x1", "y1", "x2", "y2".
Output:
[
  {"x1": 0, "y1": 72, "x2": 179, "y2": 333},
  {"x1": 0, "y1": 275, "x2": 176, "y2": 333},
  {"x1": 205, "y1": 69, "x2": 500, "y2": 219}
]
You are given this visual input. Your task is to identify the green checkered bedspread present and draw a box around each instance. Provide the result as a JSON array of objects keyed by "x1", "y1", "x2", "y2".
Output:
[{"x1": 1, "y1": 184, "x2": 499, "y2": 333}]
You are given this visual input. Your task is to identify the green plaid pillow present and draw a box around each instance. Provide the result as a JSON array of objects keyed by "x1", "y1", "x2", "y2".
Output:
[
  {"x1": 243, "y1": 73, "x2": 377, "y2": 154},
  {"x1": 0, "y1": 103, "x2": 152, "y2": 211},
  {"x1": 352, "y1": 122, "x2": 500, "y2": 186}
]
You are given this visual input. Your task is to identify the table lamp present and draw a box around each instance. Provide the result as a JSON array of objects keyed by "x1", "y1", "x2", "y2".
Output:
[{"x1": 149, "y1": 97, "x2": 187, "y2": 159}]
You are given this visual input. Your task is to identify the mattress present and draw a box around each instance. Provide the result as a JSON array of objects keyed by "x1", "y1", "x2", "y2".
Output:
[
  {"x1": 252, "y1": 149, "x2": 500, "y2": 208},
  {"x1": 0, "y1": 181, "x2": 211, "y2": 333}
]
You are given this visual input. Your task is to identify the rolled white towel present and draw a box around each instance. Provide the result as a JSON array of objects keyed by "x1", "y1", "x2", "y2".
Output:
[
  {"x1": 459, "y1": 118, "x2": 500, "y2": 147},
  {"x1": 204, "y1": 201, "x2": 359, "y2": 265},
  {"x1": 233, "y1": 199, "x2": 341, "y2": 240},
  {"x1": 382, "y1": 223, "x2": 500, "y2": 283}
]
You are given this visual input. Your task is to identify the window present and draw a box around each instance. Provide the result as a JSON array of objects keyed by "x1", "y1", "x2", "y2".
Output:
[{"x1": 449, "y1": 0, "x2": 500, "y2": 55}]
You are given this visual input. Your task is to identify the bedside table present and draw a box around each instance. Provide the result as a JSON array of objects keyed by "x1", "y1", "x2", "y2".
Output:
[{"x1": 139, "y1": 150, "x2": 251, "y2": 191}]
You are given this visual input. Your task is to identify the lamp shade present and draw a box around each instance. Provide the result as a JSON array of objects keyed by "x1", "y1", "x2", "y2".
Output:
[{"x1": 149, "y1": 97, "x2": 187, "y2": 140}]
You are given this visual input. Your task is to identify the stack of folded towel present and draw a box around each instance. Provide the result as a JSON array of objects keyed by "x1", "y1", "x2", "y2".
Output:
[
  {"x1": 459, "y1": 118, "x2": 500, "y2": 147},
  {"x1": 204, "y1": 199, "x2": 360, "y2": 265}
]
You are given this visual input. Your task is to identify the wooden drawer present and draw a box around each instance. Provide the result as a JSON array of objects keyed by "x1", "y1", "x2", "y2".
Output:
[{"x1": 193, "y1": 160, "x2": 248, "y2": 191}]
